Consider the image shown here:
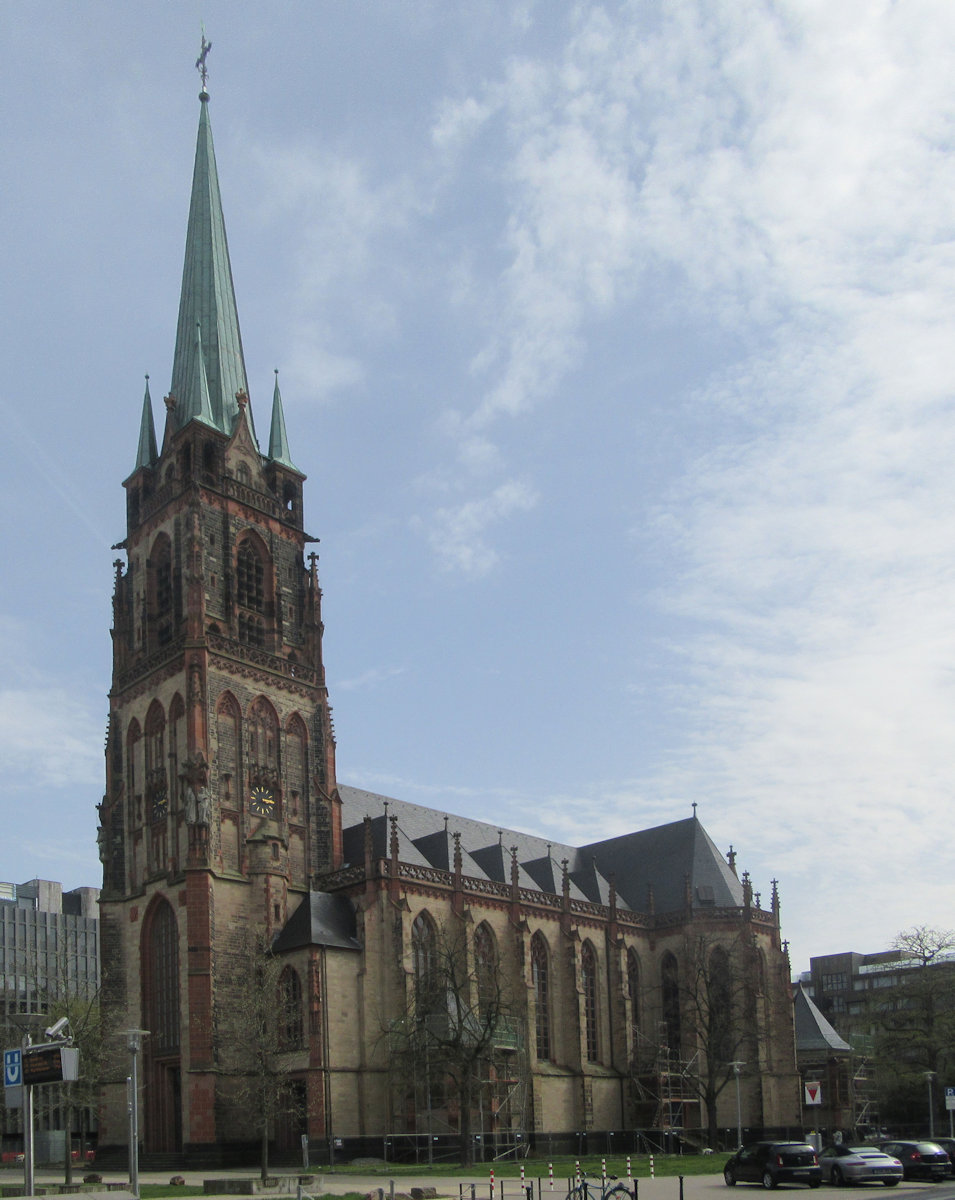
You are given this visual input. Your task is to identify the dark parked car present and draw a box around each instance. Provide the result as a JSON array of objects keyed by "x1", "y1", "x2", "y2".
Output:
[
  {"x1": 818, "y1": 1144, "x2": 902, "y2": 1186},
  {"x1": 933, "y1": 1137, "x2": 955, "y2": 1166},
  {"x1": 878, "y1": 1141, "x2": 952, "y2": 1182},
  {"x1": 724, "y1": 1142, "x2": 822, "y2": 1189}
]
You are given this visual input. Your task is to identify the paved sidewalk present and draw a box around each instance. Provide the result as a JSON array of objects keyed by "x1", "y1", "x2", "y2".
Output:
[
  {"x1": 2, "y1": 1170, "x2": 730, "y2": 1200},
  {"x1": 4, "y1": 1170, "x2": 948, "y2": 1200}
]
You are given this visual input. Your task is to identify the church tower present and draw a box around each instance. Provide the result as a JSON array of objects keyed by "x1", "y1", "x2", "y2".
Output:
[{"x1": 98, "y1": 73, "x2": 342, "y2": 1157}]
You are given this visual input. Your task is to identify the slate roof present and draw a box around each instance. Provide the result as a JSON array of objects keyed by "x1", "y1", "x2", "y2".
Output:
[
  {"x1": 338, "y1": 784, "x2": 743, "y2": 915},
  {"x1": 273, "y1": 891, "x2": 361, "y2": 953},
  {"x1": 793, "y1": 982, "x2": 850, "y2": 1053}
]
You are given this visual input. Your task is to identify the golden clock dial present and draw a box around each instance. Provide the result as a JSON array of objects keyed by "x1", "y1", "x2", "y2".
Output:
[
  {"x1": 150, "y1": 789, "x2": 168, "y2": 822},
  {"x1": 249, "y1": 786, "x2": 276, "y2": 817}
]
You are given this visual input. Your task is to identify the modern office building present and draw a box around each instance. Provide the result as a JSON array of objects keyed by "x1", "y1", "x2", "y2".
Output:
[{"x1": 0, "y1": 879, "x2": 100, "y2": 1154}]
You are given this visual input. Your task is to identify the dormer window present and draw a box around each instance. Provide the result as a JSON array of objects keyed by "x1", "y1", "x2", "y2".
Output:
[{"x1": 236, "y1": 462, "x2": 251, "y2": 486}]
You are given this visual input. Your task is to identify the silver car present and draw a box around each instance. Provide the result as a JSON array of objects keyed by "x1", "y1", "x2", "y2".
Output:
[{"x1": 819, "y1": 1145, "x2": 903, "y2": 1187}]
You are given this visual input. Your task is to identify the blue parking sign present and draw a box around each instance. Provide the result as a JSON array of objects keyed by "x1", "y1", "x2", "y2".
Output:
[{"x1": 3, "y1": 1049, "x2": 21, "y2": 1087}]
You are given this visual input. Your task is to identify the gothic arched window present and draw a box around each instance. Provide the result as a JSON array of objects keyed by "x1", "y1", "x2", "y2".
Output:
[
  {"x1": 661, "y1": 951, "x2": 681, "y2": 1055},
  {"x1": 709, "y1": 945, "x2": 734, "y2": 1067},
  {"x1": 531, "y1": 932, "x2": 552, "y2": 1062},
  {"x1": 278, "y1": 966, "x2": 304, "y2": 1049},
  {"x1": 581, "y1": 941, "x2": 599, "y2": 1062},
  {"x1": 144, "y1": 701, "x2": 167, "y2": 821},
  {"x1": 248, "y1": 698, "x2": 279, "y2": 771},
  {"x1": 412, "y1": 912, "x2": 438, "y2": 1005},
  {"x1": 247, "y1": 697, "x2": 280, "y2": 817},
  {"x1": 168, "y1": 693, "x2": 184, "y2": 812},
  {"x1": 126, "y1": 717, "x2": 141, "y2": 823},
  {"x1": 143, "y1": 899, "x2": 180, "y2": 1055},
  {"x1": 237, "y1": 541, "x2": 264, "y2": 611},
  {"x1": 474, "y1": 922, "x2": 498, "y2": 1018},
  {"x1": 236, "y1": 536, "x2": 269, "y2": 648},
  {"x1": 285, "y1": 714, "x2": 308, "y2": 820},
  {"x1": 148, "y1": 534, "x2": 174, "y2": 646},
  {"x1": 627, "y1": 948, "x2": 641, "y2": 1039},
  {"x1": 216, "y1": 693, "x2": 241, "y2": 807}
]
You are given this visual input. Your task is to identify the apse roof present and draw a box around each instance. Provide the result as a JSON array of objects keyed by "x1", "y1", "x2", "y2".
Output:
[
  {"x1": 273, "y1": 891, "x2": 361, "y2": 953},
  {"x1": 793, "y1": 982, "x2": 851, "y2": 1053}
]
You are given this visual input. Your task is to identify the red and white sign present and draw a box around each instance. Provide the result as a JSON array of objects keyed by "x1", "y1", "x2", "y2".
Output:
[{"x1": 804, "y1": 1081, "x2": 822, "y2": 1106}]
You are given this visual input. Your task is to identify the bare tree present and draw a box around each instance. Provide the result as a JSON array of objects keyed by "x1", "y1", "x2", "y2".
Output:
[
  {"x1": 875, "y1": 926, "x2": 955, "y2": 1125},
  {"x1": 679, "y1": 933, "x2": 754, "y2": 1147},
  {"x1": 387, "y1": 918, "x2": 523, "y2": 1166},
  {"x1": 219, "y1": 934, "x2": 304, "y2": 1181}
]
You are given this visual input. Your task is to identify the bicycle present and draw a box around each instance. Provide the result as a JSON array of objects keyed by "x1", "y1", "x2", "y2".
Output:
[{"x1": 567, "y1": 1172, "x2": 634, "y2": 1200}]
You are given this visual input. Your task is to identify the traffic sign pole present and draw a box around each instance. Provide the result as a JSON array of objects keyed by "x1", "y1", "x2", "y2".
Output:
[{"x1": 23, "y1": 1035, "x2": 33, "y2": 1198}]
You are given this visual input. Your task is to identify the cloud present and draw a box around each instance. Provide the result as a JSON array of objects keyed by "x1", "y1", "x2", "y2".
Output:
[
  {"x1": 248, "y1": 142, "x2": 420, "y2": 400},
  {"x1": 427, "y1": 480, "x2": 538, "y2": 576},
  {"x1": 0, "y1": 686, "x2": 102, "y2": 792},
  {"x1": 414, "y1": 1, "x2": 955, "y2": 961},
  {"x1": 0, "y1": 617, "x2": 103, "y2": 793},
  {"x1": 336, "y1": 665, "x2": 407, "y2": 693}
]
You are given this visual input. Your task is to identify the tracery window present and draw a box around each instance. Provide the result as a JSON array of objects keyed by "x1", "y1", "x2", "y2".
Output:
[
  {"x1": 144, "y1": 701, "x2": 167, "y2": 822},
  {"x1": 237, "y1": 542, "x2": 264, "y2": 611},
  {"x1": 238, "y1": 613, "x2": 265, "y2": 647},
  {"x1": 661, "y1": 951, "x2": 681, "y2": 1055},
  {"x1": 627, "y1": 948, "x2": 640, "y2": 1038},
  {"x1": 412, "y1": 912, "x2": 438, "y2": 1005},
  {"x1": 709, "y1": 945, "x2": 734, "y2": 1066},
  {"x1": 474, "y1": 922, "x2": 497, "y2": 1018},
  {"x1": 127, "y1": 718, "x2": 141, "y2": 823},
  {"x1": 216, "y1": 693, "x2": 241, "y2": 806},
  {"x1": 168, "y1": 694, "x2": 184, "y2": 812},
  {"x1": 581, "y1": 941, "x2": 599, "y2": 1062},
  {"x1": 278, "y1": 966, "x2": 304, "y2": 1049},
  {"x1": 285, "y1": 715, "x2": 308, "y2": 819},
  {"x1": 236, "y1": 538, "x2": 267, "y2": 647},
  {"x1": 248, "y1": 698, "x2": 279, "y2": 774},
  {"x1": 531, "y1": 932, "x2": 552, "y2": 1062},
  {"x1": 144, "y1": 900, "x2": 179, "y2": 1055},
  {"x1": 150, "y1": 534, "x2": 174, "y2": 646}
]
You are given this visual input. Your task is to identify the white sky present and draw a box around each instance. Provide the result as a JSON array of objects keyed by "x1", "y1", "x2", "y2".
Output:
[{"x1": 2, "y1": 1, "x2": 954, "y2": 975}]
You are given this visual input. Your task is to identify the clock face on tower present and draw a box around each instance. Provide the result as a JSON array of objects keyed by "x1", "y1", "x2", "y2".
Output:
[
  {"x1": 249, "y1": 786, "x2": 276, "y2": 818},
  {"x1": 150, "y1": 789, "x2": 168, "y2": 822}
]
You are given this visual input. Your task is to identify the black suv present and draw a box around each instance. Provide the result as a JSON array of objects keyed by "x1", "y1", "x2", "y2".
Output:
[
  {"x1": 879, "y1": 1141, "x2": 952, "y2": 1181},
  {"x1": 724, "y1": 1142, "x2": 822, "y2": 1189}
]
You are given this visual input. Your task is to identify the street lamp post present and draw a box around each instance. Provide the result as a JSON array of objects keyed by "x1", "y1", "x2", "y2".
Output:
[
  {"x1": 729, "y1": 1061, "x2": 746, "y2": 1150},
  {"x1": 925, "y1": 1072, "x2": 935, "y2": 1140},
  {"x1": 126, "y1": 1030, "x2": 149, "y2": 1199}
]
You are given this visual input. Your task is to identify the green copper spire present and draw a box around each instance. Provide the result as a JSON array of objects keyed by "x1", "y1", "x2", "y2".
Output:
[
  {"x1": 134, "y1": 375, "x2": 159, "y2": 470},
  {"x1": 268, "y1": 370, "x2": 298, "y2": 470},
  {"x1": 190, "y1": 322, "x2": 218, "y2": 429},
  {"x1": 169, "y1": 89, "x2": 251, "y2": 439}
]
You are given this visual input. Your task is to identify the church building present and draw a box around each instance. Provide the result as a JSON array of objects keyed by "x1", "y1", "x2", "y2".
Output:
[{"x1": 97, "y1": 73, "x2": 801, "y2": 1164}]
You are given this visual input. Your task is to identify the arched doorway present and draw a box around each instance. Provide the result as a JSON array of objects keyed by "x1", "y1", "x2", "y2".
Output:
[{"x1": 141, "y1": 898, "x2": 182, "y2": 1152}]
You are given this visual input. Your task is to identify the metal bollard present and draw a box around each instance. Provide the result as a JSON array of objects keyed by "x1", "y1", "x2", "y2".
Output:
[{"x1": 679, "y1": 1178, "x2": 684, "y2": 1200}]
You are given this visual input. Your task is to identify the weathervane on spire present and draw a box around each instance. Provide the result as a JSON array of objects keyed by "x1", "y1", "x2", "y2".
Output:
[{"x1": 196, "y1": 32, "x2": 212, "y2": 93}]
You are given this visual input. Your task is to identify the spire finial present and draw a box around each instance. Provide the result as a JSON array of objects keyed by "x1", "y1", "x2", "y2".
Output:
[{"x1": 196, "y1": 33, "x2": 212, "y2": 96}]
